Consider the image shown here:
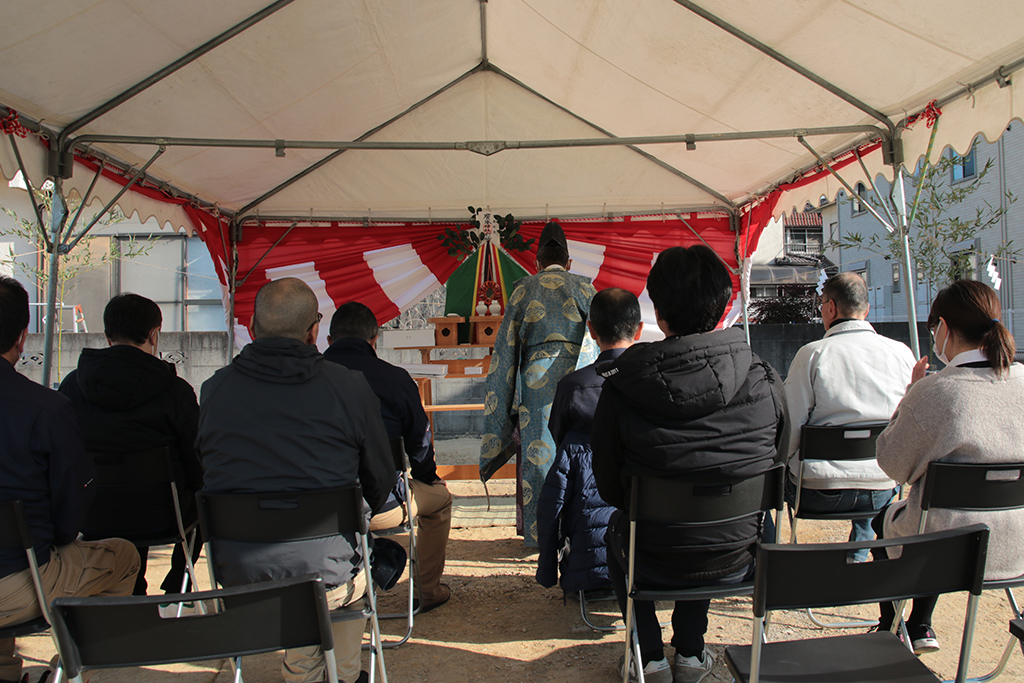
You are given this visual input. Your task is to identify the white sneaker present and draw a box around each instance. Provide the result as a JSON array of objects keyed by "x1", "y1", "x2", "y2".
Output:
[
  {"x1": 618, "y1": 655, "x2": 673, "y2": 683},
  {"x1": 674, "y1": 647, "x2": 715, "y2": 683},
  {"x1": 158, "y1": 601, "x2": 200, "y2": 618}
]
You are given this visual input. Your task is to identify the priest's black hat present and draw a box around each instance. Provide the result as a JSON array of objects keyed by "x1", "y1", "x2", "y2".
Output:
[{"x1": 538, "y1": 221, "x2": 568, "y2": 250}]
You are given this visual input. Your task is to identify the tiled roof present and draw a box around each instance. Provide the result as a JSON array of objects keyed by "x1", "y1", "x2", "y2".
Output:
[{"x1": 784, "y1": 212, "x2": 824, "y2": 227}]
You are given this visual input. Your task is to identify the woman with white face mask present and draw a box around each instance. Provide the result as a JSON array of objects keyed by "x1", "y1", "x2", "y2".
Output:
[{"x1": 870, "y1": 279, "x2": 1024, "y2": 654}]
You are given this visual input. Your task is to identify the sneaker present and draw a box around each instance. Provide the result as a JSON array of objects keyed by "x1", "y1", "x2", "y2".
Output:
[
  {"x1": 618, "y1": 655, "x2": 673, "y2": 683},
  {"x1": 674, "y1": 647, "x2": 715, "y2": 683},
  {"x1": 158, "y1": 600, "x2": 200, "y2": 618},
  {"x1": 909, "y1": 624, "x2": 940, "y2": 654}
]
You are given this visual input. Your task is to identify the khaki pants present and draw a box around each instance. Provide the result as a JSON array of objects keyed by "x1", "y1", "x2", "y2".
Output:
[
  {"x1": 283, "y1": 570, "x2": 367, "y2": 683},
  {"x1": 0, "y1": 538, "x2": 139, "y2": 680},
  {"x1": 370, "y1": 479, "x2": 452, "y2": 604}
]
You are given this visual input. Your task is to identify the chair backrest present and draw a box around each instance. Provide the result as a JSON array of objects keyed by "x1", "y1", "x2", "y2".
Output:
[
  {"x1": 799, "y1": 422, "x2": 888, "y2": 462},
  {"x1": 0, "y1": 499, "x2": 33, "y2": 553},
  {"x1": 50, "y1": 574, "x2": 335, "y2": 679},
  {"x1": 197, "y1": 485, "x2": 366, "y2": 544},
  {"x1": 751, "y1": 524, "x2": 989, "y2": 617},
  {"x1": 86, "y1": 447, "x2": 175, "y2": 488},
  {"x1": 389, "y1": 436, "x2": 409, "y2": 472},
  {"x1": 921, "y1": 461, "x2": 1024, "y2": 513},
  {"x1": 629, "y1": 464, "x2": 785, "y2": 526}
]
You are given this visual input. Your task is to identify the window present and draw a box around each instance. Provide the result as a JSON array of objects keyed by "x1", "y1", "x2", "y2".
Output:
[
  {"x1": 853, "y1": 183, "x2": 868, "y2": 214},
  {"x1": 892, "y1": 263, "x2": 901, "y2": 294},
  {"x1": 785, "y1": 227, "x2": 823, "y2": 255},
  {"x1": 952, "y1": 146, "x2": 976, "y2": 182},
  {"x1": 750, "y1": 285, "x2": 779, "y2": 299},
  {"x1": 828, "y1": 221, "x2": 838, "y2": 242},
  {"x1": 117, "y1": 235, "x2": 226, "y2": 332}
]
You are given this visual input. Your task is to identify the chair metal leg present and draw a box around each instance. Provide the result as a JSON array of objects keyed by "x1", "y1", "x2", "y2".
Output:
[
  {"x1": 580, "y1": 589, "x2": 625, "y2": 632},
  {"x1": 805, "y1": 606, "x2": 879, "y2": 629},
  {"x1": 232, "y1": 655, "x2": 243, "y2": 683},
  {"x1": 943, "y1": 587, "x2": 1024, "y2": 683}
]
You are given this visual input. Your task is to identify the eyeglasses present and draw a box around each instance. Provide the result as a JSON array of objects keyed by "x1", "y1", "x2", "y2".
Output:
[{"x1": 307, "y1": 312, "x2": 323, "y2": 332}]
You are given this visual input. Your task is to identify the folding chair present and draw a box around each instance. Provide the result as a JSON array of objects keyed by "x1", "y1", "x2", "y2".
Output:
[
  {"x1": 369, "y1": 436, "x2": 419, "y2": 648},
  {"x1": 916, "y1": 461, "x2": 1024, "y2": 682},
  {"x1": 0, "y1": 499, "x2": 63, "y2": 679},
  {"x1": 724, "y1": 524, "x2": 990, "y2": 683},
  {"x1": 197, "y1": 485, "x2": 386, "y2": 683},
  {"x1": 49, "y1": 574, "x2": 339, "y2": 683},
  {"x1": 622, "y1": 464, "x2": 785, "y2": 683},
  {"x1": 82, "y1": 447, "x2": 200, "y2": 599},
  {"x1": 788, "y1": 421, "x2": 890, "y2": 628},
  {"x1": 1010, "y1": 618, "x2": 1024, "y2": 644}
]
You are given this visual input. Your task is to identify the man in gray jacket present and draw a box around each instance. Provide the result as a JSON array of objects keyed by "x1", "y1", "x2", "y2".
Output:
[
  {"x1": 197, "y1": 277, "x2": 395, "y2": 683},
  {"x1": 783, "y1": 272, "x2": 914, "y2": 561}
]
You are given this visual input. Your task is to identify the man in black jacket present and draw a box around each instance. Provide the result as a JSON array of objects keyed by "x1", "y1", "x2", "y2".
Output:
[
  {"x1": 59, "y1": 293, "x2": 203, "y2": 595},
  {"x1": 592, "y1": 247, "x2": 785, "y2": 683},
  {"x1": 197, "y1": 278, "x2": 395, "y2": 683},
  {"x1": 0, "y1": 276, "x2": 138, "y2": 683},
  {"x1": 324, "y1": 302, "x2": 452, "y2": 612}
]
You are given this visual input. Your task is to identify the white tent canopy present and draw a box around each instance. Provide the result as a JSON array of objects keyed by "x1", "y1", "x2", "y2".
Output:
[{"x1": 3, "y1": 0, "x2": 1024, "y2": 227}]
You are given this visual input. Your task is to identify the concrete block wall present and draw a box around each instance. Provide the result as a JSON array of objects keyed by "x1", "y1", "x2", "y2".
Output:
[{"x1": 17, "y1": 332, "x2": 231, "y2": 391}]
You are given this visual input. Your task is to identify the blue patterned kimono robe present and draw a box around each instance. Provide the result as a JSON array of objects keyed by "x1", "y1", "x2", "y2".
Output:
[{"x1": 480, "y1": 266, "x2": 596, "y2": 546}]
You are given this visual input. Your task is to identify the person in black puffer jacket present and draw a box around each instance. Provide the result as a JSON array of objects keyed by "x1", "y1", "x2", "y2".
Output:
[
  {"x1": 537, "y1": 288, "x2": 642, "y2": 596},
  {"x1": 592, "y1": 246, "x2": 787, "y2": 683}
]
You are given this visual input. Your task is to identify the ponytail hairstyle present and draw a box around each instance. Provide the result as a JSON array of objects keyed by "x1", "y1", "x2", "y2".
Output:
[{"x1": 928, "y1": 279, "x2": 1016, "y2": 377}]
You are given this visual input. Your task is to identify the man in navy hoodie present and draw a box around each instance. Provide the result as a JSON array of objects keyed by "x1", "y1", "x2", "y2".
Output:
[{"x1": 0, "y1": 276, "x2": 138, "y2": 683}]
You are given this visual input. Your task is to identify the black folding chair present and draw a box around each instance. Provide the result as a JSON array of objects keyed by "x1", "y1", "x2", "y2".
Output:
[
  {"x1": 0, "y1": 499, "x2": 63, "y2": 678},
  {"x1": 916, "y1": 461, "x2": 1024, "y2": 682},
  {"x1": 788, "y1": 422, "x2": 890, "y2": 628},
  {"x1": 724, "y1": 525, "x2": 990, "y2": 683},
  {"x1": 369, "y1": 436, "x2": 419, "y2": 648},
  {"x1": 50, "y1": 574, "x2": 338, "y2": 683},
  {"x1": 82, "y1": 447, "x2": 200, "y2": 600},
  {"x1": 197, "y1": 485, "x2": 386, "y2": 683},
  {"x1": 622, "y1": 464, "x2": 785, "y2": 683}
]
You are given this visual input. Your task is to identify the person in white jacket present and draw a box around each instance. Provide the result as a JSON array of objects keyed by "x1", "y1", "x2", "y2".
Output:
[{"x1": 783, "y1": 272, "x2": 915, "y2": 561}]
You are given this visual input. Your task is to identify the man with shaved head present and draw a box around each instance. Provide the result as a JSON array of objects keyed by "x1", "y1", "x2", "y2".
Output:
[{"x1": 197, "y1": 277, "x2": 395, "y2": 683}]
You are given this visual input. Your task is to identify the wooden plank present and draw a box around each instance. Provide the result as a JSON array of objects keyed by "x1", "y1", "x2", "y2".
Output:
[
  {"x1": 437, "y1": 463, "x2": 515, "y2": 480},
  {"x1": 423, "y1": 403, "x2": 485, "y2": 413}
]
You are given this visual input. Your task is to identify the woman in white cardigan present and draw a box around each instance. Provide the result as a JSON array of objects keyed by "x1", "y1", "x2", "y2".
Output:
[{"x1": 873, "y1": 279, "x2": 1024, "y2": 654}]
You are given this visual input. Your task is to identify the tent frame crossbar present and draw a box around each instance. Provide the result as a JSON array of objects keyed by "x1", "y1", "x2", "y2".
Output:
[
  {"x1": 673, "y1": 0, "x2": 900, "y2": 161},
  {"x1": 68, "y1": 124, "x2": 886, "y2": 157}
]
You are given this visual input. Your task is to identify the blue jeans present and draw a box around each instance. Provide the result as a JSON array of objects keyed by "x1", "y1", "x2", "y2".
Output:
[{"x1": 786, "y1": 480, "x2": 896, "y2": 562}]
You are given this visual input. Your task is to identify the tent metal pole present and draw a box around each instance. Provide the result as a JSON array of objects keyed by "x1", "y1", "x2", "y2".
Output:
[
  {"x1": 479, "y1": 0, "x2": 488, "y2": 64},
  {"x1": 6, "y1": 134, "x2": 52, "y2": 252},
  {"x1": 63, "y1": 161, "x2": 106, "y2": 240},
  {"x1": 673, "y1": 0, "x2": 897, "y2": 145},
  {"x1": 854, "y1": 149, "x2": 898, "y2": 228},
  {"x1": 53, "y1": 0, "x2": 298, "y2": 176},
  {"x1": 491, "y1": 64, "x2": 737, "y2": 207},
  {"x1": 233, "y1": 205, "x2": 734, "y2": 227},
  {"x1": 236, "y1": 64, "x2": 488, "y2": 217},
  {"x1": 227, "y1": 220, "x2": 238, "y2": 364},
  {"x1": 70, "y1": 126, "x2": 885, "y2": 154},
  {"x1": 40, "y1": 178, "x2": 68, "y2": 389},
  {"x1": 235, "y1": 222, "x2": 297, "y2": 289},
  {"x1": 797, "y1": 137, "x2": 895, "y2": 233},
  {"x1": 62, "y1": 147, "x2": 165, "y2": 253},
  {"x1": 893, "y1": 168, "x2": 921, "y2": 359}
]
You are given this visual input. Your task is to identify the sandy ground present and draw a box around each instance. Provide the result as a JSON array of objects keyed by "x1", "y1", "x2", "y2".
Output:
[{"x1": 13, "y1": 479, "x2": 1023, "y2": 682}]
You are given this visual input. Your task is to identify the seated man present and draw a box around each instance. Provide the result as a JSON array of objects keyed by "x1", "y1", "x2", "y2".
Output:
[
  {"x1": 0, "y1": 276, "x2": 139, "y2": 683},
  {"x1": 592, "y1": 247, "x2": 785, "y2": 683},
  {"x1": 59, "y1": 293, "x2": 204, "y2": 595},
  {"x1": 324, "y1": 302, "x2": 453, "y2": 612},
  {"x1": 537, "y1": 288, "x2": 642, "y2": 596},
  {"x1": 197, "y1": 278, "x2": 395, "y2": 683},
  {"x1": 783, "y1": 272, "x2": 914, "y2": 561}
]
